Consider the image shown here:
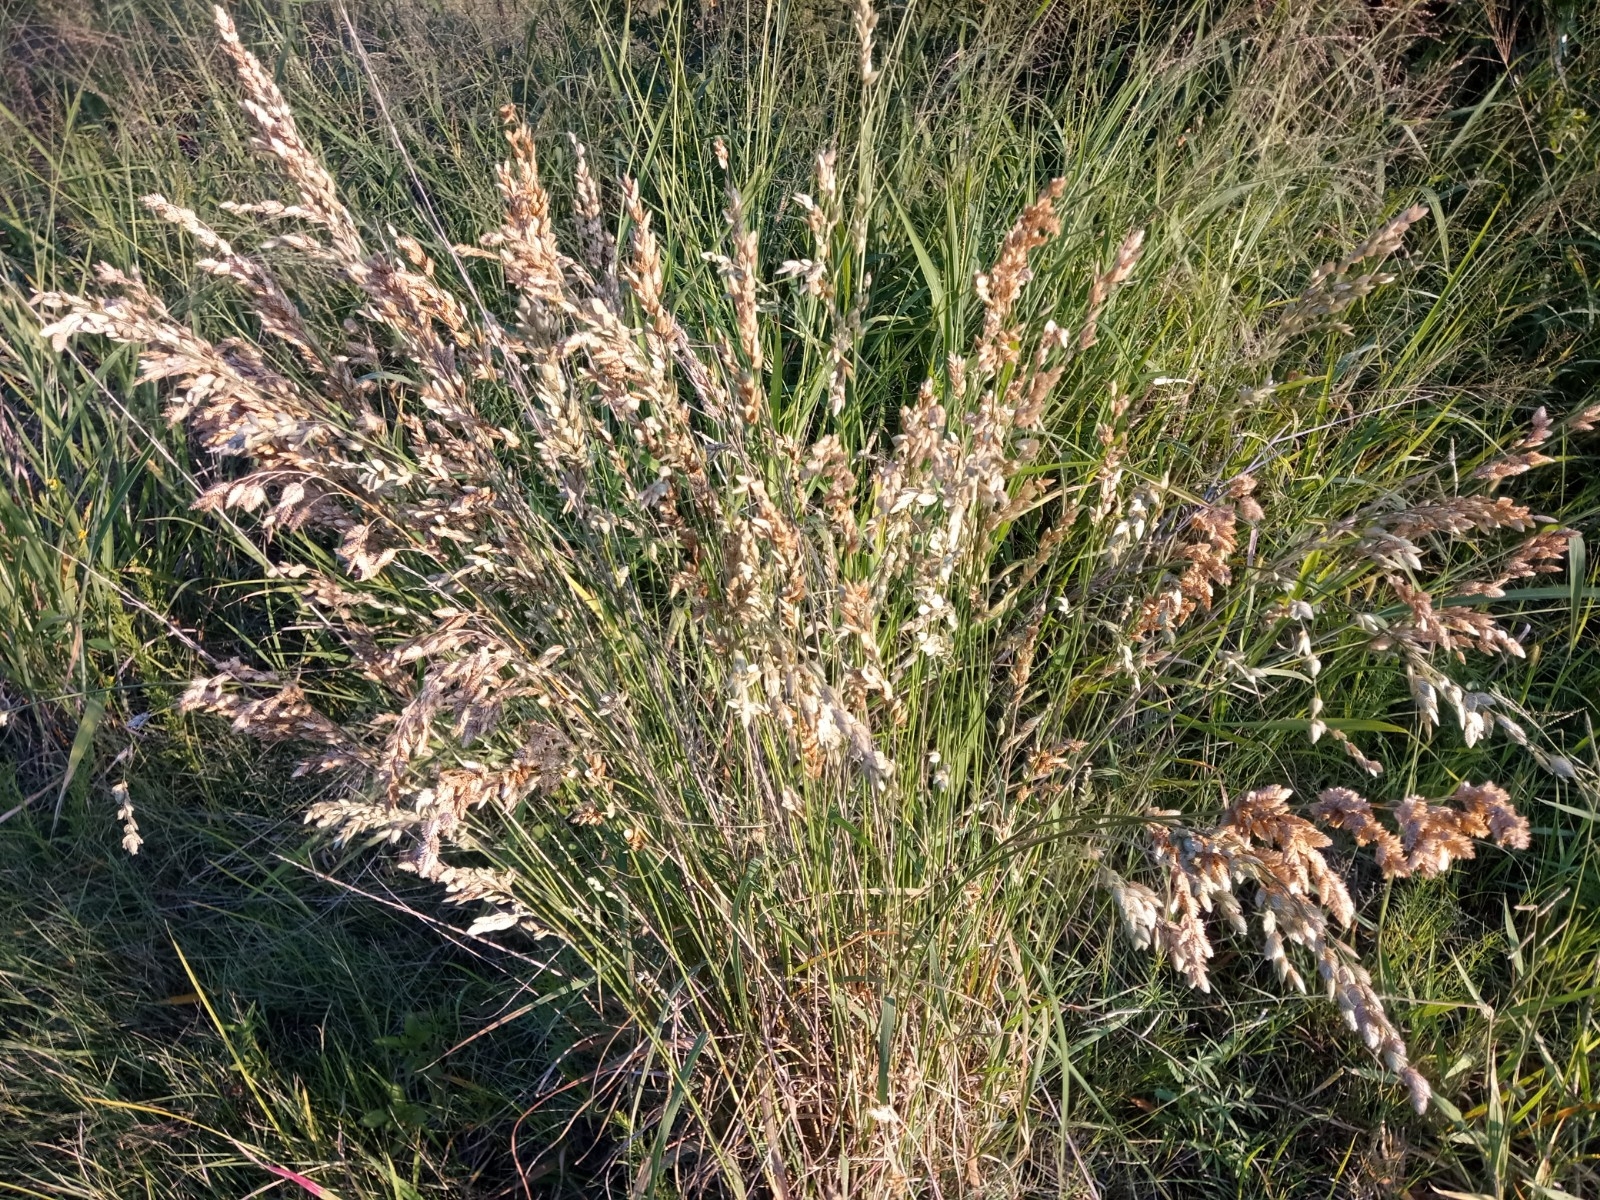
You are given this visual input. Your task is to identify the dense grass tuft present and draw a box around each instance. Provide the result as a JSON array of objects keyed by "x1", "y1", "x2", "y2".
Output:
[{"x1": 3, "y1": 1, "x2": 1599, "y2": 1197}]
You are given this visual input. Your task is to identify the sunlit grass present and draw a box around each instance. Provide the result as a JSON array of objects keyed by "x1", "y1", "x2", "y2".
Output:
[{"x1": 2, "y1": 1, "x2": 1598, "y2": 1197}]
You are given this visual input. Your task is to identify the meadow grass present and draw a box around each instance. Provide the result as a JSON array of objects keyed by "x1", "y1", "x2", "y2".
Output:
[{"x1": 2, "y1": 1, "x2": 1599, "y2": 1197}]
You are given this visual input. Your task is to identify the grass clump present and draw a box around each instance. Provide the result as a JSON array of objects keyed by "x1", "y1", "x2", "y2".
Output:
[{"x1": 4, "y1": 0, "x2": 1600, "y2": 1196}]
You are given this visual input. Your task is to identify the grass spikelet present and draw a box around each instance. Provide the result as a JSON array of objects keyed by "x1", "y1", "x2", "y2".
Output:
[{"x1": 1116, "y1": 780, "x2": 1532, "y2": 1111}]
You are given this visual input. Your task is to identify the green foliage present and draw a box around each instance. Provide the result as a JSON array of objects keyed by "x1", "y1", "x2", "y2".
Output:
[{"x1": 2, "y1": 0, "x2": 1598, "y2": 1197}]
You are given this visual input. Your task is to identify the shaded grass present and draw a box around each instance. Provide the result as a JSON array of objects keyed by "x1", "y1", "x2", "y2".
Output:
[{"x1": 0, "y1": 740, "x2": 607, "y2": 1198}]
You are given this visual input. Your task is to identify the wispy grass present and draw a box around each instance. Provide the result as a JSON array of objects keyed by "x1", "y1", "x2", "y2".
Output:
[{"x1": 3, "y1": 1, "x2": 1599, "y2": 1197}]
